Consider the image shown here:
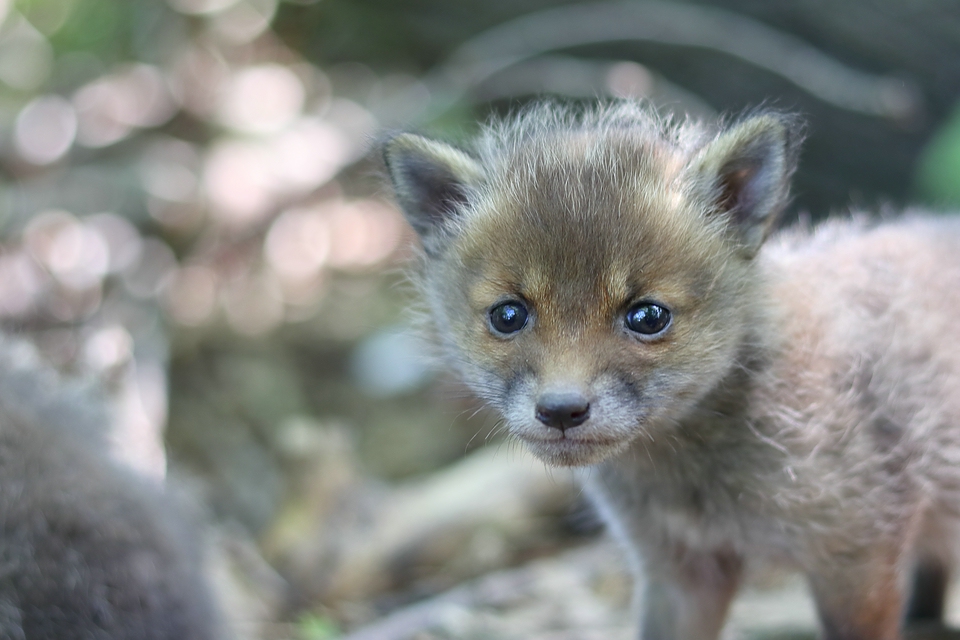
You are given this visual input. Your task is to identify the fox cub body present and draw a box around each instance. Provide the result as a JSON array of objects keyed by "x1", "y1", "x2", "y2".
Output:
[
  {"x1": 0, "y1": 337, "x2": 219, "y2": 640},
  {"x1": 386, "y1": 102, "x2": 960, "y2": 640}
]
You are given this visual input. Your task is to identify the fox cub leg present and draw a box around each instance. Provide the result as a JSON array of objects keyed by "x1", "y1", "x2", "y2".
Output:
[
  {"x1": 806, "y1": 541, "x2": 911, "y2": 640},
  {"x1": 638, "y1": 542, "x2": 743, "y2": 640}
]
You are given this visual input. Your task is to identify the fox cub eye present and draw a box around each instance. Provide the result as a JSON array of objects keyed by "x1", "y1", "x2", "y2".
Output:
[
  {"x1": 489, "y1": 301, "x2": 529, "y2": 335},
  {"x1": 625, "y1": 303, "x2": 671, "y2": 336}
]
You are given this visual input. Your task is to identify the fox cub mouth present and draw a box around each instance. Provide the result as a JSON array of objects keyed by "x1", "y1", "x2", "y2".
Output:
[{"x1": 512, "y1": 416, "x2": 636, "y2": 467}]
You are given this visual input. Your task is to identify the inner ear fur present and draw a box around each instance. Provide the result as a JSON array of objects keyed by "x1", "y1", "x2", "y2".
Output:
[
  {"x1": 383, "y1": 133, "x2": 482, "y2": 251},
  {"x1": 689, "y1": 113, "x2": 802, "y2": 256}
]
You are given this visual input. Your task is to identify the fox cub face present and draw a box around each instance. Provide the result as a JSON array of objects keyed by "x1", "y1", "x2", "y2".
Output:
[{"x1": 387, "y1": 104, "x2": 799, "y2": 466}]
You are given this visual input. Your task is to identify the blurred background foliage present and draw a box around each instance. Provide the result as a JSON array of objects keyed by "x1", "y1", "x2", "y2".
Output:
[{"x1": 1, "y1": 0, "x2": 959, "y2": 637}]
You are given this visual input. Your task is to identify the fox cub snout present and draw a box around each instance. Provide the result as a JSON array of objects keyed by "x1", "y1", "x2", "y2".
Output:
[{"x1": 387, "y1": 101, "x2": 960, "y2": 640}]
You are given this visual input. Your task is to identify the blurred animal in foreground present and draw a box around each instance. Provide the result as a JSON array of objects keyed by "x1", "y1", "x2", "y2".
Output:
[
  {"x1": 0, "y1": 336, "x2": 219, "y2": 640},
  {"x1": 386, "y1": 100, "x2": 960, "y2": 640}
]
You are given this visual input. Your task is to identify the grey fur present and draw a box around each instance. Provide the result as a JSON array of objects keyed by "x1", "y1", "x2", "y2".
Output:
[
  {"x1": 387, "y1": 101, "x2": 960, "y2": 640},
  {"x1": 0, "y1": 335, "x2": 219, "y2": 640}
]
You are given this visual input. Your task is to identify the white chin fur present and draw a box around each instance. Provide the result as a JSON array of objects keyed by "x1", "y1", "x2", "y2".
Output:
[{"x1": 521, "y1": 435, "x2": 629, "y2": 467}]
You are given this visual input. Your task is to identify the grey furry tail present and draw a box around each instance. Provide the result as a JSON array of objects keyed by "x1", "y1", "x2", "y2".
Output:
[{"x1": 0, "y1": 334, "x2": 223, "y2": 640}]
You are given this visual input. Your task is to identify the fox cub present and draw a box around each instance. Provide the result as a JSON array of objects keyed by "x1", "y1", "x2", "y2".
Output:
[
  {"x1": 385, "y1": 101, "x2": 960, "y2": 640},
  {"x1": 0, "y1": 336, "x2": 219, "y2": 640}
]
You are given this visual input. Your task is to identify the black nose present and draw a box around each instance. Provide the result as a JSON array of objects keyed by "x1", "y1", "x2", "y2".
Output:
[{"x1": 535, "y1": 392, "x2": 590, "y2": 431}]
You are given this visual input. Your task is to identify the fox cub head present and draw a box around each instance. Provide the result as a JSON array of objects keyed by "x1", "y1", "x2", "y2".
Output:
[{"x1": 386, "y1": 102, "x2": 800, "y2": 466}]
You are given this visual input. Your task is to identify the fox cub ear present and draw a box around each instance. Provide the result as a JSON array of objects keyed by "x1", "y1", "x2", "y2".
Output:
[
  {"x1": 384, "y1": 133, "x2": 482, "y2": 253},
  {"x1": 688, "y1": 114, "x2": 801, "y2": 256}
]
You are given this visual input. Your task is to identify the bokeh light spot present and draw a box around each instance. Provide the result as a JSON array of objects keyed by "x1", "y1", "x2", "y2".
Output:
[
  {"x1": 218, "y1": 64, "x2": 305, "y2": 134},
  {"x1": 122, "y1": 238, "x2": 177, "y2": 299},
  {"x1": 210, "y1": 0, "x2": 277, "y2": 44},
  {"x1": 203, "y1": 140, "x2": 275, "y2": 226},
  {"x1": 325, "y1": 200, "x2": 405, "y2": 269},
  {"x1": 265, "y1": 207, "x2": 330, "y2": 282},
  {"x1": 165, "y1": 265, "x2": 219, "y2": 326},
  {"x1": 0, "y1": 16, "x2": 53, "y2": 90},
  {"x1": 167, "y1": 0, "x2": 237, "y2": 15},
  {"x1": 607, "y1": 61, "x2": 653, "y2": 99},
  {"x1": 84, "y1": 324, "x2": 133, "y2": 372},
  {"x1": 74, "y1": 64, "x2": 177, "y2": 148},
  {"x1": 221, "y1": 272, "x2": 284, "y2": 335},
  {"x1": 86, "y1": 212, "x2": 142, "y2": 274},
  {"x1": 0, "y1": 250, "x2": 47, "y2": 317},
  {"x1": 24, "y1": 210, "x2": 109, "y2": 290},
  {"x1": 272, "y1": 118, "x2": 352, "y2": 191},
  {"x1": 14, "y1": 96, "x2": 77, "y2": 165}
]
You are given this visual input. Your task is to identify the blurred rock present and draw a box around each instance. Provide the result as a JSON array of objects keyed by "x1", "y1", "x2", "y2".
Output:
[
  {"x1": 265, "y1": 443, "x2": 579, "y2": 618},
  {"x1": 166, "y1": 349, "x2": 301, "y2": 533},
  {"x1": 339, "y1": 541, "x2": 633, "y2": 640},
  {"x1": 206, "y1": 523, "x2": 290, "y2": 640},
  {"x1": 341, "y1": 539, "x2": 960, "y2": 640}
]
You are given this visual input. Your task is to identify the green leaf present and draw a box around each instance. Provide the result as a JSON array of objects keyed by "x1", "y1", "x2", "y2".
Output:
[
  {"x1": 916, "y1": 103, "x2": 960, "y2": 207},
  {"x1": 298, "y1": 613, "x2": 341, "y2": 640}
]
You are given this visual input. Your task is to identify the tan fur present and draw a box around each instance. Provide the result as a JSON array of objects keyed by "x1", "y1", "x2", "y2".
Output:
[{"x1": 385, "y1": 101, "x2": 960, "y2": 640}]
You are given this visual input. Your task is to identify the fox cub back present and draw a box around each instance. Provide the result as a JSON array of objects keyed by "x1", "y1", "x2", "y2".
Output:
[
  {"x1": 0, "y1": 337, "x2": 219, "y2": 640},
  {"x1": 386, "y1": 101, "x2": 960, "y2": 640}
]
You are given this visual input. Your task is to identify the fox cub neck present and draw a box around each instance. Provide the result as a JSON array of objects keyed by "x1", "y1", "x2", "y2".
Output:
[{"x1": 386, "y1": 103, "x2": 800, "y2": 467}]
